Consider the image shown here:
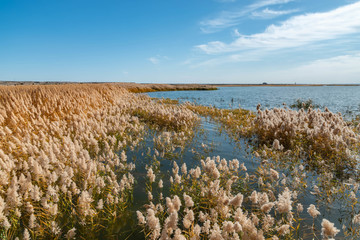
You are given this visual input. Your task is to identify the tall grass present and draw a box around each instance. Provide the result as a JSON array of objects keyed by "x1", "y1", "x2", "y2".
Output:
[{"x1": 0, "y1": 84, "x2": 199, "y2": 239}]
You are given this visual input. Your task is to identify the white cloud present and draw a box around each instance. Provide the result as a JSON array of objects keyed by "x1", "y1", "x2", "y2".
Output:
[
  {"x1": 295, "y1": 53, "x2": 360, "y2": 75},
  {"x1": 197, "y1": 1, "x2": 360, "y2": 54},
  {"x1": 268, "y1": 53, "x2": 360, "y2": 83},
  {"x1": 250, "y1": 0, "x2": 293, "y2": 9},
  {"x1": 232, "y1": 28, "x2": 241, "y2": 37},
  {"x1": 149, "y1": 57, "x2": 159, "y2": 64},
  {"x1": 251, "y1": 8, "x2": 298, "y2": 19},
  {"x1": 148, "y1": 55, "x2": 169, "y2": 65},
  {"x1": 192, "y1": 53, "x2": 360, "y2": 83},
  {"x1": 200, "y1": 0, "x2": 294, "y2": 33}
]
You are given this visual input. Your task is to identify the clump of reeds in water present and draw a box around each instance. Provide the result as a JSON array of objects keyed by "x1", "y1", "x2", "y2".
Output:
[
  {"x1": 289, "y1": 99, "x2": 321, "y2": 110},
  {"x1": 179, "y1": 102, "x2": 360, "y2": 239},
  {"x1": 187, "y1": 102, "x2": 360, "y2": 176},
  {"x1": 137, "y1": 156, "x2": 342, "y2": 240},
  {"x1": 253, "y1": 104, "x2": 360, "y2": 174}
]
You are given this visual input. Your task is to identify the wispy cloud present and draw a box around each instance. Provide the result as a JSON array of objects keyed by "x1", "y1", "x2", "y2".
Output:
[
  {"x1": 192, "y1": 53, "x2": 360, "y2": 83},
  {"x1": 214, "y1": 0, "x2": 236, "y2": 2},
  {"x1": 275, "y1": 53, "x2": 360, "y2": 83},
  {"x1": 148, "y1": 55, "x2": 169, "y2": 65},
  {"x1": 200, "y1": 0, "x2": 294, "y2": 33},
  {"x1": 251, "y1": 8, "x2": 298, "y2": 19},
  {"x1": 250, "y1": 0, "x2": 293, "y2": 9},
  {"x1": 190, "y1": 51, "x2": 263, "y2": 68},
  {"x1": 149, "y1": 57, "x2": 159, "y2": 64},
  {"x1": 197, "y1": 1, "x2": 360, "y2": 54},
  {"x1": 295, "y1": 53, "x2": 360, "y2": 75},
  {"x1": 232, "y1": 29, "x2": 241, "y2": 37}
]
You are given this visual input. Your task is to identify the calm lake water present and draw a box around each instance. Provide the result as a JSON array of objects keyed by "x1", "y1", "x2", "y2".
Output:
[{"x1": 148, "y1": 86, "x2": 360, "y2": 118}]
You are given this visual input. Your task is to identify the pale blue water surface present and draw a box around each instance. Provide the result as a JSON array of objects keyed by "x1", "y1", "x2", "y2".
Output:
[{"x1": 148, "y1": 86, "x2": 360, "y2": 118}]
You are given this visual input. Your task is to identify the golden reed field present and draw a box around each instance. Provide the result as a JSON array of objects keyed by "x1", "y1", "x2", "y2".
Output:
[{"x1": 1, "y1": 84, "x2": 360, "y2": 239}]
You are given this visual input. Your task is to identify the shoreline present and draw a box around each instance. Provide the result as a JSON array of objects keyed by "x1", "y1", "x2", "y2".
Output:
[
  {"x1": 1, "y1": 81, "x2": 359, "y2": 92},
  {"x1": 209, "y1": 83, "x2": 360, "y2": 87},
  {"x1": 0, "y1": 82, "x2": 218, "y2": 93}
]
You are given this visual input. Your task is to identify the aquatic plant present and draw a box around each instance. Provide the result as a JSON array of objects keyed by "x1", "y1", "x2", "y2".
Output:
[
  {"x1": 187, "y1": 102, "x2": 360, "y2": 176},
  {"x1": 252, "y1": 105, "x2": 360, "y2": 175},
  {"x1": 138, "y1": 156, "x2": 344, "y2": 239},
  {"x1": 289, "y1": 99, "x2": 321, "y2": 110}
]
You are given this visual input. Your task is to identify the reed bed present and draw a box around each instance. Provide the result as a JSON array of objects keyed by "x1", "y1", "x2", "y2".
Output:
[
  {"x1": 0, "y1": 84, "x2": 198, "y2": 239},
  {"x1": 138, "y1": 156, "x2": 347, "y2": 240},
  {"x1": 174, "y1": 102, "x2": 360, "y2": 239},
  {"x1": 252, "y1": 106, "x2": 360, "y2": 174},
  {"x1": 1, "y1": 84, "x2": 360, "y2": 239},
  {"x1": 187, "y1": 103, "x2": 360, "y2": 176},
  {"x1": 114, "y1": 83, "x2": 217, "y2": 94}
]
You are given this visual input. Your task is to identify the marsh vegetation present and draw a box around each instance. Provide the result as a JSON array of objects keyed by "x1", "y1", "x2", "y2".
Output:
[{"x1": 0, "y1": 84, "x2": 360, "y2": 239}]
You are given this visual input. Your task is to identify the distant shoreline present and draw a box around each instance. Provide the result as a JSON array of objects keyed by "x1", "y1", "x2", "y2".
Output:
[
  {"x1": 209, "y1": 83, "x2": 360, "y2": 87},
  {"x1": 0, "y1": 82, "x2": 217, "y2": 93},
  {"x1": 0, "y1": 81, "x2": 359, "y2": 89}
]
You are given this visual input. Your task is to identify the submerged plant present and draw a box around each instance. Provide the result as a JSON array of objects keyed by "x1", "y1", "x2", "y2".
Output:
[{"x1": 290, "y1": 99, "x2": 321, "y2": 110}]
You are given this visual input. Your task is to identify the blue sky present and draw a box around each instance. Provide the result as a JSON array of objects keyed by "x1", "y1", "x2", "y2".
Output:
[{"x1": 1, "y1": 0, "x2": 360, "y2": 84}]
